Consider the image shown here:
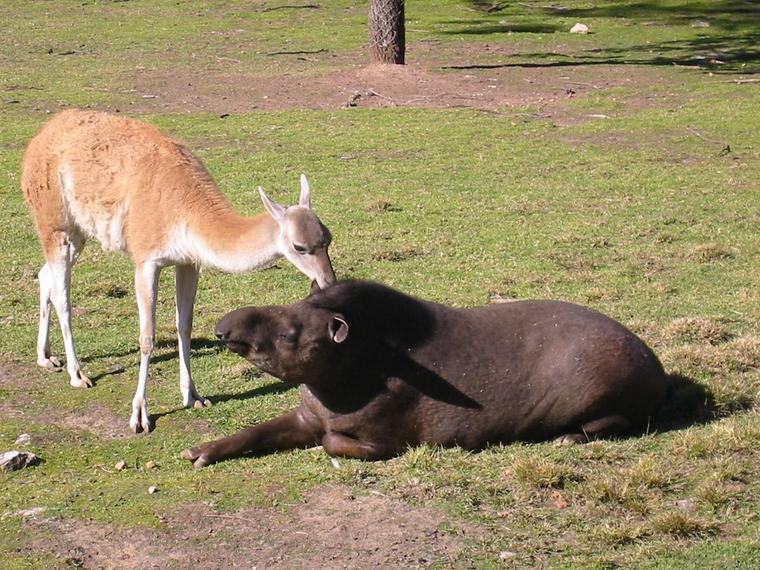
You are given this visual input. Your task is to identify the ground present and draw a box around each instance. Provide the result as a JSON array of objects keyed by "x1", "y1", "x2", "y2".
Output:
[
  {"x1": 1, "y1": 1, "x2": 759, "y2": 568},
  {"x1": 131, "y1": 54, "x2": 656, "y2": 121},
  {"x1": 20, "y1": 485, "x2": 478, "y2": 569}
]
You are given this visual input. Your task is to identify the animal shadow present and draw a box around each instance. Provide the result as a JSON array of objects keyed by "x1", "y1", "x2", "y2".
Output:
[
  {"x1": 651, "y1": 373, "x2": 749, "y2": 434},
  {"x1": 208, "y1": 379, "x2": 295, "y2": 405},
  {"x1": 149, "y1": 379, "x2": 295, "y2": 429}
]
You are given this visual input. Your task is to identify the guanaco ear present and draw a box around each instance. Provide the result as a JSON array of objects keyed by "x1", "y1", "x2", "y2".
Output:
[
  {"x1": 299, "y1": 174, "x2": 312, "y2": 209},
  {"x1": 259, "y1": 187, "x2": 286, "y2": 222},
  {"x1": 328, "y1": 315, "x2": 349, "y2": 344}
]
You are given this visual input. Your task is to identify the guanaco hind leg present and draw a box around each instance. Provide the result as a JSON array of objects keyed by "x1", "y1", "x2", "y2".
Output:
[
  {"x1": 130, "y1": 262, "x2": 160, "y2": 433},
  {"x1": 37, "y1": 231, "x2": 91, "y2": 388}
]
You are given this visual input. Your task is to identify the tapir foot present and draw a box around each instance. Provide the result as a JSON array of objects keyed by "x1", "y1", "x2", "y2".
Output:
[
  {"x1": 554, "y1": 433, "x2": 586, "y2": 445},
  {"x1": 555, "y1": 415, "x2": 635, "y2": 445},
  {"x1": 181, "y1": 444, "x2": 217, "y2": 468},
  {"x1": 322, "y1": 431, "x2": 391, "y2": 460}
]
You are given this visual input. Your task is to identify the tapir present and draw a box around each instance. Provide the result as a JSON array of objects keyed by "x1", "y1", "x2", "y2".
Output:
[{"x1": 181, "y1": 280, "x2": 667, "y2": 467}]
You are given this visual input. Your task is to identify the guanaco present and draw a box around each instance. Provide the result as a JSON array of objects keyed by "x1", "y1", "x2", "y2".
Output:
[{"x1": 22, "y1": 109, "x2": 336, "y2": 432}]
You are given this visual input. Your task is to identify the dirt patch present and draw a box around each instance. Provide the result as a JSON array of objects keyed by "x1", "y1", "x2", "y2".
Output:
[
  {"x1": 0, "y1": 363, "x2": 129, "y2": 439},
  {"x1": 54, "y1": 404, "x2": 132, "y2": 440},
  {"x1": 23, "y1": 485, "x2": 482, "y2": 569},
  {"x1": 127, "y1": 42, "x2": 678, "y2": 126},
  {"x1": 0, "y1": 363, "x2": 216, "y2": 441}
]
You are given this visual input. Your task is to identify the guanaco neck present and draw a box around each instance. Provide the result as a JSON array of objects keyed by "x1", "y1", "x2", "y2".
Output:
[{"x1": 179, "y1": 204, "x2": 282, "y2": 274}]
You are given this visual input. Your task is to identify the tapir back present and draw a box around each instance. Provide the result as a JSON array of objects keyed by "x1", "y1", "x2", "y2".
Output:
[
  {"x1": 205, "y1": 280, "x2": 670, "y2": 465},
  {"x1": 406, "y1": 299, "x2": 667, "y2": 445}
]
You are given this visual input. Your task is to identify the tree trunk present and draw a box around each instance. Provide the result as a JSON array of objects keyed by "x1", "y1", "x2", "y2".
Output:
[{"x1": 368, "y1": 0, "x2": 405, "y2": 65}]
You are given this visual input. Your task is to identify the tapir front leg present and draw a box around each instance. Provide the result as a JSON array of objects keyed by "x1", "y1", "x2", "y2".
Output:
[
  {"x1": 322, "y1": 432, "x2": 395, "y2": 460},
  {"x1": 181, "y1": 409, "x2": 322, "y2": 468}
]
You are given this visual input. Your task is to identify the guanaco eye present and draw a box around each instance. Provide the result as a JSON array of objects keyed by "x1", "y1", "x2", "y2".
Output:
[{"x1": 293, "y1": 244, "x2": 307, "y2": 254}]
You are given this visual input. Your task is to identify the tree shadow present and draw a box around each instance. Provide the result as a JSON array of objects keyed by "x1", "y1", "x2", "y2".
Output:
[
  {"x1": 457, "y1": 0, "x2": 760, "y2": 73},
  {"x1": 443, "y1": 21, "x2": 562, "y2": 35}
]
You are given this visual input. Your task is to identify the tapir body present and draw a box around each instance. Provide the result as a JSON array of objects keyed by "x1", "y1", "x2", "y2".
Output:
[{"x1": 182, "y1": 280, "x2": 668, "y2": 467}]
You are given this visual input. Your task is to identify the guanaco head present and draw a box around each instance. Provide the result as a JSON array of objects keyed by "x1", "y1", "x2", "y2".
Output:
[{"x1": 259, "y1": 174, "x2": 336, "y2": 289}]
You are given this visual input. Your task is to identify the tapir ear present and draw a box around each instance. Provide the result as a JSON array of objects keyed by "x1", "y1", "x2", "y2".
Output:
[
  {"x1": 259, "y1": 186, "x2": 286, "y2": 222},
  {"x1": 299, "y1": 174, "x2": 312, "y2": 209},
  {"x1": 328, "y1": 315, "x2": 349, "y2": 344}
]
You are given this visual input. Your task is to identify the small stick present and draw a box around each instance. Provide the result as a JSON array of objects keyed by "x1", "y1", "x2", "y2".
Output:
[
  {"x1": 206, "y1": 513, "x2": 259, "y2": 523},
  {"x1": 686, "y1": 127, "x2": 728, "y2": 146},
  {"x1": 720, "y1": 78, "x2": 760, "y2": 84}
]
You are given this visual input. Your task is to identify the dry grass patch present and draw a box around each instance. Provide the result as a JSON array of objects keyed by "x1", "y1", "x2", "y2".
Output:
[
  {"x1": 662, "y1": 317, "x2": 733, "y2": 345},
  {"x1": 581, "y1": 458, "x2": 679, "y2": 514},
  {"x1": 686, "y1": 243, "x2": 736, "y2": 263},
  {"x1": 590, "y1": 520, "x2": 648, "y2": 546},
  {"x1": 628, "y1": 457, "x2": 675, "y2": 490},
  {"x1": 649, "y1": 511, "x2": 718, "y2": 539},
  {"x1": 584, "y1": 476, "x2": 645, "y2": 511},
  {"x1": 695, "y1": 480, "x2": 744, "y2": 510},
  {"x1": 662, "y1": 334, "x2": 760, "y2": 413},
  {"x1": 583, "y1": 286, "x2": 622, "y2": 303},
  {"x1": 670, "y1": 420, "x2": 760, "y2": 459},
  {"x1": 510, "y1": 455, "x2": 580, "y2": 490},
  {"x1": 365, "y1": 199, "x2": 402, "y2": 213},
  {"x1": 546, "y1": 250, "x2": 600, "y2": 273}
]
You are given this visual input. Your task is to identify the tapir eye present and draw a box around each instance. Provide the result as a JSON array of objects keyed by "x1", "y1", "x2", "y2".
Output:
[{"x1": 278, "y1": 331, "x2": 298, "y2": 343}]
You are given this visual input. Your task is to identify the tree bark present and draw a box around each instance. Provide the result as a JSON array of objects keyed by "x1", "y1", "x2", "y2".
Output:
[{"x1": 368, "y1": 0, "x2": 405, "y2": 65}]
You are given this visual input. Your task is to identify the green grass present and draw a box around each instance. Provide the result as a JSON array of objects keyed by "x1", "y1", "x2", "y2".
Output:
[{"x1": 1, "y1": 1, "x2": 759, "y2": 567}]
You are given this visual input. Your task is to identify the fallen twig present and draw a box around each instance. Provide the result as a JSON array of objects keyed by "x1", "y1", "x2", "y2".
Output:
[
  {"x1": 720, "y1": 78, "x2": 760, "y2": 84},
  {"x1": 266, "y1": 48, "x2": 327, "y2": 56},
  {"x1": 686, "y1": 127, "x2": 728, "y2": 146},
  {"x1": 686, "y1": 127, "x2": 732, "y2": 155},
  {"x1": 260, "y1": 3, "x2": 319, "y2": 12},
  {"x1": 206, "y1": 513, "x2": 259, "y2": 523},
  {"x1": 516, "y1": 2, "x2": 569, "y2": 10},
  {"x1": 366, "y1": 88, "x2": 392, "y2": 101}
]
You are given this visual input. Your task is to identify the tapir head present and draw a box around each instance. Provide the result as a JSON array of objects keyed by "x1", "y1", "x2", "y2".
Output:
[{"x1": 215, "y1": 302, "x2": 349, "y2": 384}]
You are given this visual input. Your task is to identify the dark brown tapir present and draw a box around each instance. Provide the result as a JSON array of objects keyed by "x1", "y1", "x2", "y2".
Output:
[{"x1": 181, "y1": 280, "x2": 668, "y2": 467}]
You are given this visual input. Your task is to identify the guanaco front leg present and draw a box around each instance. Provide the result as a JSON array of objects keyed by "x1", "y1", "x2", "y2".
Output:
[{"x1": 175, "y1": 264, "x2": 211, "y2": 409}]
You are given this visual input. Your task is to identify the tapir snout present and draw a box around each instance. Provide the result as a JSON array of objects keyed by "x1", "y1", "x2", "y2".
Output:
[{"x1": 214, "y1": 307, "x2": 270, "y2": 361}]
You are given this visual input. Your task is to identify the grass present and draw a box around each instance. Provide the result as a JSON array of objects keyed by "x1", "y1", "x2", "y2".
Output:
[{"x1": 1, "y1": 0, "x2": 759, "y2": 567}]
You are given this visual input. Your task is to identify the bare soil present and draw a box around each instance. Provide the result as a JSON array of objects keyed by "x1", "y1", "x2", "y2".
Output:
[
  {"x1": 21, "y1": 485, "x2": 481, "y2": 569},
  {"x1": 129, "y1": 43, "x2": 678, "y2": 127},
  {"x1": 0, "y1": 362, "x2": 217, "y2": 441}
]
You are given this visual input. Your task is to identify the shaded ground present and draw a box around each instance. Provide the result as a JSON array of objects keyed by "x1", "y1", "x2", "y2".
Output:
[{"x1": 1, "y1": 362, "x2": 480, "y2": 568}]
